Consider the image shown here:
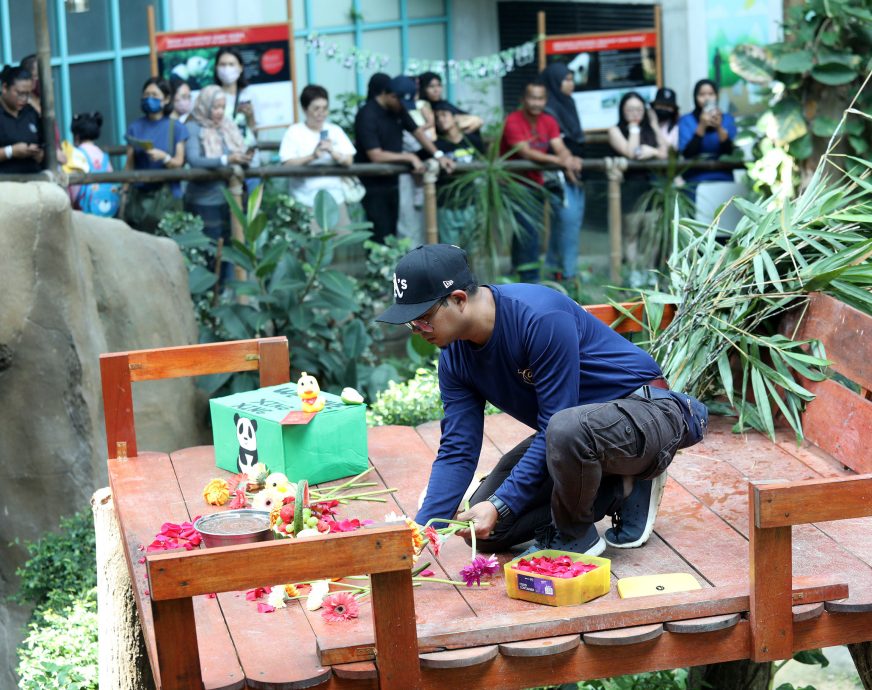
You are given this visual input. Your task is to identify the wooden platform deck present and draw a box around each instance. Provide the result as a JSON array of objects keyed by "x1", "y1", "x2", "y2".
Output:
[{"x1": 110, "y1": 412, "x2": 872, "y2": 690}]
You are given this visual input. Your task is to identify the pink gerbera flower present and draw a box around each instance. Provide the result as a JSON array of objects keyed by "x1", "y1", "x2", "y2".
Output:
[
  {"x1": 424, "y1": 525, "x2": 442, "y2": 556},
  {"x1": 459, "y1": 554, "x2": 500, "y2": 587},
  {"x1": 321, "y1": 592, "x2": 360, "y2": 622}
]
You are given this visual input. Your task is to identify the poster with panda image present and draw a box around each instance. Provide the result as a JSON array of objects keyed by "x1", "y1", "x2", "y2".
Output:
[
  {"x1": 154, "y1": 23, "x2": 295, "y2": 130},
  {"x1": 545, "y1": 29, "x2": 660, "y2": 131}
]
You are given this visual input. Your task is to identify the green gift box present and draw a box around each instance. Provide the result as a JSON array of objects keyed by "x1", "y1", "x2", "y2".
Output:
[{"x1": 209, "y1": 383, "x2": 368, "y2": 485}]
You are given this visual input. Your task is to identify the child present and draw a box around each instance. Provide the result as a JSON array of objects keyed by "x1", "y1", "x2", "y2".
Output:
[{"x1": 69, "y1": 112, "x2": 120, "y2": 217}]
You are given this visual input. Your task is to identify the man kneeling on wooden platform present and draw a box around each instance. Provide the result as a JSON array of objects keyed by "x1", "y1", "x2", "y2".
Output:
[{"x1": 376, "y1": 244, "x2": 708, "y2": 555}]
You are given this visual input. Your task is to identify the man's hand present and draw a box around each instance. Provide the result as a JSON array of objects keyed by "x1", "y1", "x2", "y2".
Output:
[
  {"x1": 456, "y1": 501, "x2": 498, "y2": 539},
  {"x1": 406, "y1": 152, "x2": 425, "y2": 174},
  {"x1": 437, "y1": 155, "x2": 456, "y2": 174}
]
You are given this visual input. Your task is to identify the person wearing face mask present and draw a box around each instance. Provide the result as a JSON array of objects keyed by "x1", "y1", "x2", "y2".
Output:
[
  {"x1": 170, "y1": 78, "x2": 193, "y2": 123},
  {"x1": 214, "y1": 47, "x2": 257, "y2": 149},
  {"x1": 184, "y1": 85, "x2": 252, "y2": 286},
  {"x1": 122, "y1": 77, "x2": 189, "y2": 233},
  {"x1": 678, "y1": 79, "x2": 736, "y2": 191},
  {"x1": 651, "y1": 87, "x2": 680, "y2": 151}
]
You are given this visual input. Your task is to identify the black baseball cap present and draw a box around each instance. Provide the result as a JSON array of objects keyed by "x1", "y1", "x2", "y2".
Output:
[
  {"x1": 375, "y1": 244, "x2": 475, "y2": 324},
  {"x1": 653, "y1": 87, "x2": 677, "y2": 107},
  {"x1": 387, "y1": 75, "x2": 416, "y2": 110}
]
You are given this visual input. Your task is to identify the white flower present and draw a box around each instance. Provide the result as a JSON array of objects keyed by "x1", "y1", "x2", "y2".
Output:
[
  {"x1": 306, "y1": 580, "x2": 330, "y2": 611},
  {"x1": 383, "y1": 511, "x2": 407, "y2": 523},
  {"x1": 251, "y1": 488, "x2": 284, "y2": 511},
  {"x1": 264, "y1": 472, "x2": 291, "y2": 489},
  {"x1": 267, "y1": 586, "x2": 287, "y2": 610}
]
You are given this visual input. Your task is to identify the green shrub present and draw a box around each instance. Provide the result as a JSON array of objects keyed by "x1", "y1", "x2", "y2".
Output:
[
  {"x1": 12, "y1": 510, "x2": 96, "y2": 615},
  {"x1": 16, "y1": 587, "x2": 98, "y2": 690},
  {"x1": 367, "y1": 364, "x2": 498, "y2": 427}
]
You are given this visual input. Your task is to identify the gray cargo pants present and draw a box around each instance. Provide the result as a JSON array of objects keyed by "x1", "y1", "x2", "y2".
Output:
[{"x1": 471, "y1": 394, "x2": 685, "y2": 551}]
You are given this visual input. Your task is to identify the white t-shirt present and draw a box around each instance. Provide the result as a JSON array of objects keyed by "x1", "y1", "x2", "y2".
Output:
[{"x1": 278, "y1": 121, "x2": 356, "y2": 207}]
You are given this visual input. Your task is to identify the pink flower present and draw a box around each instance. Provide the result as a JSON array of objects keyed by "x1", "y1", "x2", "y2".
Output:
[
  {"x1": 257, "y1": 602, "x2": 276, "y2": 614},
  {"x1": 245, "y1": 586, "x2": 271, "y2": 601},
  {"x1": 228, "y1": 489, "x2": 247, "y2": 509},
  {"x1": 424, "y1": 526, "x2": 442, "y2": 556},
  {"x1": 420, "y1": 569, "x2": 435, "y2": 577},
  {"x1": 321, "y1": 592, "x2": 360, "y2": 622},
  {"x1": 459, "y1": 554, "x2": 500, "y2": 587}
]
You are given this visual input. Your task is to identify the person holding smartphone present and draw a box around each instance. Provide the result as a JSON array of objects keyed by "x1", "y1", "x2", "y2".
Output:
[
  {"x1": 0, "y1": 65, "x2": 44, "y2": 174},
  {"x1": 184, "y1": 85, "x2": 252, "y2": 287},
  {"x1": 279, "y1": 84, "x2": 356, "y2": 223},
  {"x1": 678, "y1": 79, "x2": 736, "y2": 193}
]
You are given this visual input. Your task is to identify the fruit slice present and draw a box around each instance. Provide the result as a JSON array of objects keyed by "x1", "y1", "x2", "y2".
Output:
[{"x1": 340, "y1": 387, "x2": 364, "y2": 404}]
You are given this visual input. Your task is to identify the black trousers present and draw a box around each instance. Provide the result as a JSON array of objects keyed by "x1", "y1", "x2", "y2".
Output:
[
  {"x1": 470, "y1": 394, "x2": 685, "y2": 551},
  {"x1": 361, "y1": 184, "x2": 399, "y2": 243}
]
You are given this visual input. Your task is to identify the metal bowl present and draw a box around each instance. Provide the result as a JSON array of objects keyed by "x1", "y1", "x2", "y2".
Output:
[{"x1": 194, "y1": 509, "x2": 273, "y2": 548}]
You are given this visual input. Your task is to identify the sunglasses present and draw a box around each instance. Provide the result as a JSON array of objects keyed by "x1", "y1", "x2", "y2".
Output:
[{"x1": 404, "y1": 300, "x2": 446, "y2": 333}]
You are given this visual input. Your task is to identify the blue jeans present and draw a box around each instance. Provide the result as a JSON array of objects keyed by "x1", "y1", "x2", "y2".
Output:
[
  {"x1": 511, "y1": 194, "x2": 545, "y2": 283},
  {"x1": 545, "y1": 182, "x2": 585, "y2": 279}
]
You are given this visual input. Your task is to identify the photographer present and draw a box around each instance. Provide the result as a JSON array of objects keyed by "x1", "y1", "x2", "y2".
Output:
[{"x1": 678, "y1": 79, "x2": 736, "y2": 190}]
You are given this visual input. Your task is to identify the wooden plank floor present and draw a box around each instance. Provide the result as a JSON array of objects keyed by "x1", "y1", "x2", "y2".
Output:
[{"x1": 115, "y1": 413, "x2": 872, "y2": 689}]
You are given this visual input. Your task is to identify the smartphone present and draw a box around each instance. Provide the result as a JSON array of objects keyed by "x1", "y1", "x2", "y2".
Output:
[
  {"x1": 703, "y1": 100, "x2": 717, "y2": 114},
  {"x1": 319, "y1": 130, "x2": 329, "y2": 142}
]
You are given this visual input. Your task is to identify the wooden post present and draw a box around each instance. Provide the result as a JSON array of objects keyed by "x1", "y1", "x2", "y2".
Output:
[
  {"x1": 92, "y1": 488, "x2": 155, "y2": 690},
  {"x1": 100, "y1": 352, "x2": 137, "y2": 459},
  {"x1": 229, "y1": 166, "x2": 246, "y2": 285},
  {"x1": 423, "y1": 159, "x2": 439, "y2": 244},
  {"x1": 749, "y1": 482, "x2": 793, "y2": 662},
  {"x1": 147, "y1": 6, "x2": 158, "y2": 77},
  {"x1": 32, "y1": 0, "x2": 58, "y2": 175},
  {"x1": 537, "y1": 12, "x2": 547, "y2": 71},
  {"x1": 370, "y1": 570, "x2": 421, "y2": 689},
  {"x1": 654, "y1": 5, "x2": 663, "y2": 87},
  {"x1": 150, "y1": 598, "x2": 201, "y2": 689},
  {"x1": 286, "y1": 0, "x2": 299, "y2": 123},
  {"x1": 605, "y1": 156, "x2": 626, "y2": 283},
  {"x1": 258, "y1": 338, "x2": 291, "y2": 386},
  {"x1": 848, "y1": 642, "x2": 872, "y2": 690}
]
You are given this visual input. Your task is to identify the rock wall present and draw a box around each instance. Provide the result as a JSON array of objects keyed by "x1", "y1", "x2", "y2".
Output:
[{"x1": 0, "y1": 182, "x2": 208, "y2": 687}]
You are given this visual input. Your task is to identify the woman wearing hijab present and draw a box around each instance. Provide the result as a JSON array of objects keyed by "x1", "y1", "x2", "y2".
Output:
[
  {"x1": 418, "y1": 71, "x2": 483, "y2": 134},
  {"x1": 678, "y1": 79, "x2": 736, "y2": 189},
  {"x1": 184, "y1": 85, "x2": 253, "y2": 285},
  {"x1": 540, "y1": 62, "x2": 586, "y2": 281}
]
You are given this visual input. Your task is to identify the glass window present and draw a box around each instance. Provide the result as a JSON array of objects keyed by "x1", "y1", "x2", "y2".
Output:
[
  {"x1": 8, "y1": 0, "x2": 53, "y2": 62},
  {"x1": 69, "y1": 60, "x2": 117, "y2": 144},
  {"x1": 121, "y1": 0, "x2": 161, "y2": 49},
  {"x1": 408, "y1": 0, "x2": 444, "y2": 19},
  {"x1": 66, "y1": 0, "x2": 111, "y2": 55},
  {"x1": 407, "y1": 24, "x2": 444, "y2": 61},
  {"x1": 122, "y1": 54, "x2": 152, "y2": 141},
  {"x1": 308, "y1": 32, "x2": 356, "y2": 99},
  {"x1": 311, "y1": 1, "x2": 351, "y2": 29},
  {"x1": 291, "y1": 0, "x2": 305, "y2": 31},
  {"x1": 360, "y1": 28, "x2": 401, "y2": 75},
  {"x1": 359, "y1": 0, "x2": 400, "y2": 24}
]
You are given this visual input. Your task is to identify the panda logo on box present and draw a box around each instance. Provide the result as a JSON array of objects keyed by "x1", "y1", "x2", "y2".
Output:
[{"x1": 234, "y1": 413, "x2": 259, "y2": 474}]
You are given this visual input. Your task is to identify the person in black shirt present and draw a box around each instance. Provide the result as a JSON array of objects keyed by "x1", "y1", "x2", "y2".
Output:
[
  {"x1": 0, "y1": 65, "x2": 44, "y2": 174},
  {"x1": 354, "y1": 74, "x2": 455, "y2": 242},
  {"x1": 433, "y1": 102, "x2": 483, "y2": 245}
]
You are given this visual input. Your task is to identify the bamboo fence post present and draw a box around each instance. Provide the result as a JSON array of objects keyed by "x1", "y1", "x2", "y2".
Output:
[{"x1": 605, "y1": 156, "x2": 627, "y2": 283}]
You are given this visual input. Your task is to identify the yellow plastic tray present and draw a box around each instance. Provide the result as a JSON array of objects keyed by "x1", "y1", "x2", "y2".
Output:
[
  {"x1": 617, "y1": 572, "x2": 701, "y2": 598},
  {"x1": 504, "y1": 549, "x2": 611, "y2": 607}
]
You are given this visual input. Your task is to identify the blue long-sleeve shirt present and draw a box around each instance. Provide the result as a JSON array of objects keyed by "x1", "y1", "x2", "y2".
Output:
[
  {"x1": 415, "y1": 284, "x2": 663, "y2": 526},
  {"x1": 678, "y1": 111, "x2": 737, "y2": 183}
]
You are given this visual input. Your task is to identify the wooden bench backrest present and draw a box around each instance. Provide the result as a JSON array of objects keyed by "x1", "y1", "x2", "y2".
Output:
[
  {"x1": 99, "y1": 337, "x2": 290, "y2": 459},
  {"x1": 789, "y1": 293, "x2": 872, "y2": 473}
]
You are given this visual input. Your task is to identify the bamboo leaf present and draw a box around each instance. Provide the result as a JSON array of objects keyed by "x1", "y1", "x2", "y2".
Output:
[
  {"x1": 716, "y1": 351, "x2": 735, "y2": 406},
  {"x1": 750, "y1": 367, "x2": 775, "y2": 440}
]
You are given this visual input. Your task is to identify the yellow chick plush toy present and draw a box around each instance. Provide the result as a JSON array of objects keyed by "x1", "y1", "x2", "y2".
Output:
[{"x1": 297, "y1": 372, "x2": 325, "y2": 413}]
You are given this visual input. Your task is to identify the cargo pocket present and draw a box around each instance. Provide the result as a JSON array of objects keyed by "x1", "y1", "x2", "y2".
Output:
[{"x1": 584, "y1": 402, "x2": 644, "y2": 460}]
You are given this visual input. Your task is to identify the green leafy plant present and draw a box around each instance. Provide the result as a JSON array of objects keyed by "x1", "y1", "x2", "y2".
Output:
[
  {"x1": 618, "y1": 146, "x2": 872, "y2": 442},
  {"x1": 440, "y1": 121, "x2": 544, "y2": 280},
  {"x1": 210, "y1": 186, "x2": 374, "y2": 394},
  {"x1": 330, "y1": 91, "x2": 367, "y2": 140},
  {"x1": 16, "y1": 588, "x2": 98, "y2": 690},
  {"x1": 730, "y1": 0, "x2": 872, "y2": 188}
]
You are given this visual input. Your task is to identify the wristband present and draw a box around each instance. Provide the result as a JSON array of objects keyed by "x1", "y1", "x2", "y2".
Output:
[
  {"x1": 629, "y1": 125, "x2": 641, "y2": 134},
  {"x1": 163, "y1": 153, "x2": 172, "y2": 164},
  {"x1": 4, "y1": 145, "x2": 12, "y2": 160},
  {"x1": 433, "y1": 149, "x2": 445, "y2": 160},
  {"x1": 487, "y1": 494, "x2": 513, "y2": 522},
  {"x1": 220, "y1": 154, "x2": 228, "y2": 166}
]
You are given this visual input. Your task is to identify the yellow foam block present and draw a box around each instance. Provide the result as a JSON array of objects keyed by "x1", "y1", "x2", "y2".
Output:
[{"x1": 617, "y1": 573, "x2": 702, "y2": 598}]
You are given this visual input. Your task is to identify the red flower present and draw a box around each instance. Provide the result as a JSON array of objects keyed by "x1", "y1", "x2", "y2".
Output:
[
  {"x1": 459, "y1": 554, "x2": 500, "y2": 587},
  {"x1": 228, "y1": 489, "x2": 247, "y2": 509},
  {"x1": 245, "y1": 586, "x2": 272, "y2": 601},
  {"x1": 321, "y1": 592, "x2": 360, "y2": 622},
  {"x1": 514, "y1": 555, "x2": 598, "y2": 579}
]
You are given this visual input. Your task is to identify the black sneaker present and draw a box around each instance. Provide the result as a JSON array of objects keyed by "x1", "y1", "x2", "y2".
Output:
[
  {"x1": 603, "y1": 471, "x2": 667, "y2": 549},
  {"x1": 518, "y1": 522, "x2": 605, "y2": 558}
]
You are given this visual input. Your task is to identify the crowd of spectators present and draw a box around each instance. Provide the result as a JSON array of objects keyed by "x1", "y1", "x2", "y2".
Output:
[{"x1": 1, "y1": 49, "x2": 739, "y2": 280}]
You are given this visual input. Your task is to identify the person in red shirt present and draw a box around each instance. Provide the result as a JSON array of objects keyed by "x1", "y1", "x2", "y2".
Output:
[{"x1": 501, "y1": 80, "x2": 582, "y2": 282}]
